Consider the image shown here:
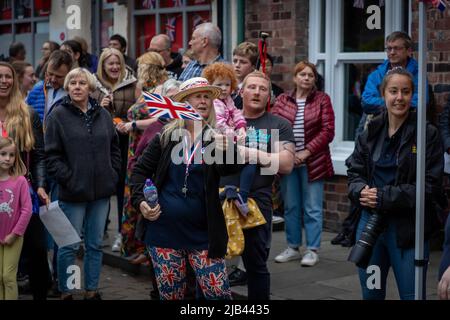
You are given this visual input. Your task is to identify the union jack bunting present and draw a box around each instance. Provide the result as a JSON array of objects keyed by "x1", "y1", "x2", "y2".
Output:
[
  {"x1": 143, "y1": 93, "x2": 203, "y2": 121},
  {"x1": 353, "y1": 0, "x2": 385, "y2": 8},
  {"x1": 420, "y1": 0, "x2": 447, "y2": 11},
  {"x1": 166, "y1": 16, "x2": 177, "y2": 42},
  {"x1": 436, "y1": 0, "x2": 447, "y2": 11},
  {"x1": 173, "y1": 0, "x2": 183, "y2": 7},
  {"x1": 142, "y1": 0, "x2": 156, "y2": 9}
]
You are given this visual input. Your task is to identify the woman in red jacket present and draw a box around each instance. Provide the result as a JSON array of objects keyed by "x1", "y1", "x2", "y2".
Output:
[{"x1": 271, "y1": 61, "x2": 335, "y2": 266}]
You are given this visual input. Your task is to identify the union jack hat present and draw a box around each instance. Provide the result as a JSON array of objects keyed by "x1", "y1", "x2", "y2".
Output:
[{"x1": 172, "y1": 77, "x2": 221, "y2": 102}]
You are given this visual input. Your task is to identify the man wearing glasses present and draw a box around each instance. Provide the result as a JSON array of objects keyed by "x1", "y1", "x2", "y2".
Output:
[
  {"x1": 148, "y1": 34, "x2": 183, "y2": 80},
  {"x1": 355, "y1": 31, "x2": 427, "y2": 137}
]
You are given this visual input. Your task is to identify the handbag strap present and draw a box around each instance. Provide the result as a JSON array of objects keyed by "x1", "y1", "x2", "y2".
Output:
[{"x1": 25, "y1": 151, "x2": 32, "y2": 182}]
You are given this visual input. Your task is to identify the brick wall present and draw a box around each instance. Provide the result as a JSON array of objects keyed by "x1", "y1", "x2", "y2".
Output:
[
  {"x1": 411, "y1": 3, "x2": 450, "y2": 110},
  {"x1": 244, "y1": 0, "x2": 309, "y2": 91},
  {"x1": 323, "y1": 177, "x2": 350, "y2": 232},
  {"x1": 243, "y1": 2, "x2": 450, "y2": 233}
]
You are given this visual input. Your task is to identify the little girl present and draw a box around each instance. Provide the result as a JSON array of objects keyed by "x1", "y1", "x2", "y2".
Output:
[
  {"x1": 0, "y1": 137, "x2": 32, "y2": 300},
  {"x1": 202, "y1": 62, "x2": 256, "y2": 216}
]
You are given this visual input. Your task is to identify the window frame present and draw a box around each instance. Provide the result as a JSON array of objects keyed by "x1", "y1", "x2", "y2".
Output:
[
  {"x1": 0, "y1": 0, "x2": 49, "y2": 66},
  {"x1": 308, "y1": 0, "x2": 409, "y2": 175},
  {"x1": 130, "y1": 0, "x2": 212, "y2": 59}
]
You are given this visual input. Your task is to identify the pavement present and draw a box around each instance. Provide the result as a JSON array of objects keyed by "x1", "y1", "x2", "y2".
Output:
[{"x1": 100, "y1": 197, "x2": 444, "y2": 300}]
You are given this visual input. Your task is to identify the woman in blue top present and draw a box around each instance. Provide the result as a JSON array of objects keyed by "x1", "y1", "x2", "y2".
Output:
[{"x1": 130, "y1": 77, "x2": 241, "y2": 300}]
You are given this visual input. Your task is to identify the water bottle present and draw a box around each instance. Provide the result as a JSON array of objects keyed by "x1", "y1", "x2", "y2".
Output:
[{"x1": 143, "y1": 178, "x2": 158, "y2": 208}]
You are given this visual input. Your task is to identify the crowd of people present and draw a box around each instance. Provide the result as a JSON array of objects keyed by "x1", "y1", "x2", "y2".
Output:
[{"x1": 0, "y1": 23, "x2": 449, "y2": 301}]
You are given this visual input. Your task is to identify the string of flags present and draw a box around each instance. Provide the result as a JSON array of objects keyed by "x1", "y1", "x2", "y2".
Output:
[
  {"x1": 142, "y1": 0, "x2": 207, "y2": 9},
  {"x1": 422, "y1": 0, "x2": 448, "y2": 12},
  {"x1": 142, "y1": 0, "x2": 156, "y2": 9}
]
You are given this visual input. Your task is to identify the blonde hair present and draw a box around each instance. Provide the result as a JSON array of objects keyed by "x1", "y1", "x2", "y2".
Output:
[
  {"x1": 0, "y1": 137, "x2": 27, "y2": 177},
  {"x1": 242, "y1": 70, "x2": 272, "y2": 94},
  {"x1": 0, "y1": 62, "x2": 35, "y2": 152},
  {"x1": 160, "y1": 93, "x2": 216, "y2": 147},
  {"x1": 64, "y1": 67, "x2": 97, "y2": 92},
  {"x1": 97, "y1": 48, "x2": 126, "y2": 90},
  {"x1": 136, "y1": 52, "x2": 168, "y2": 91}
]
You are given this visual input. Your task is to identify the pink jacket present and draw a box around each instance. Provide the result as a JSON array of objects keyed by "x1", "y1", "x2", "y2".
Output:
[
  {"x1": 213, "y1": 96, "x2": 246, "y2": 132},
  {"x1": 0, "y1": 176, "x2": 32, "y2": 241}
]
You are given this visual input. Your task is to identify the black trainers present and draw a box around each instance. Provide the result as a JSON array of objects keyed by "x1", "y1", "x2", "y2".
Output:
[
  {"x1": 331, "y1": 232, "x2": 346, "y2": 245},
  {"x1": 340, "y1": 236, "x2": 353, "y2": 247},
  {"x1": 228, "y1": 268, "x2": 247, "y2": 287}
]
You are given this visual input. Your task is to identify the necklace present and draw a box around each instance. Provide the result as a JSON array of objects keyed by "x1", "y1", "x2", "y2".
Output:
[{"x1": 181, "y1": 135, "x2": 202, "y2": 197}]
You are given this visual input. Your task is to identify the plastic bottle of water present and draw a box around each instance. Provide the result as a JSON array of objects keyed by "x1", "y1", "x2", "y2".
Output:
[{"x1": 143, "y1": 178, "x2": 158, "y2": 208}]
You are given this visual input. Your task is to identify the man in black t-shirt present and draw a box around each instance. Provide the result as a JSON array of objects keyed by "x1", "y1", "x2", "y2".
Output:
[{"x1": 221, "y1": 71, "x2": 295, "y2": 299}]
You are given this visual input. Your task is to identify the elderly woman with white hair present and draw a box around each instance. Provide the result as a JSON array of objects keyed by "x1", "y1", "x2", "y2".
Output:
[
  {"x1": 130, "y1": 77, "x2": 241, "y2": 300},
  {"x1": 45, "y1": 67, "x2": 121, "y2": 300}
]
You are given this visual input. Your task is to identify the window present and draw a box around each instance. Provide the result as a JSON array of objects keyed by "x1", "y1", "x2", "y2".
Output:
[
  {"x1": 0, "y1": 0, "x2": 50, "y2": 66},
  {"x1": 131, "y1": 0, "x2": 211, "y2": 58},
  {"x1": 309, "y1": 0, "x2": 409, "y2": 175}
]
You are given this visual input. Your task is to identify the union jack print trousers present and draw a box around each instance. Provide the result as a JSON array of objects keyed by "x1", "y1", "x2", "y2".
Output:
[{"x1": 148, "y1": 246, "x2": 232, "y2": 300}]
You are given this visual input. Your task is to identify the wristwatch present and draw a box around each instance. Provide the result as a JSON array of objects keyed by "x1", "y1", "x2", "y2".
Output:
[{"x1": 131, "y1": 120, "x2": 137, "y2": 130}]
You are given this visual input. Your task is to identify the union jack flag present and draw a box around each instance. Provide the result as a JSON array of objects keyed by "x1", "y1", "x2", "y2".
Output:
[
  {"x1": 193, "y1": 14, "x2": 205, "y2": 29},
  {"x1": 173, "y1": 0, "x2": 183, "y2": 7},
  {"x1": 420, "y1": 0, "x2": 447, "y2": 11},
  {"x1": 436, "y1": 0, "x2": 447, "y2": 11},
  {"x1": 142, "y1": 0, "x2": 156, "y2": 9},
  {"x1": 166, "y1": 16, "x2": 177, "y2": 42},
  {"x1": 143, "y1": 93, "x2": 203, "y2": 121}
]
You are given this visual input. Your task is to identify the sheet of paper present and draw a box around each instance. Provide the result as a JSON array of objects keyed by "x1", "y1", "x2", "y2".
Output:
[
  {"x1": 39, "y1": 201, "x2": 81, "y2": 248},
  {"x1": 445, "y1": 153, "x2": 450, "y2": 174}
]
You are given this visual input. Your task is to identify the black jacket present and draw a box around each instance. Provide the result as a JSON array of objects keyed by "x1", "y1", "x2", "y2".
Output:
[
  {"x1": 439, "y1": 95, "x2": 450, "y2": 152},
  {"x1": 130, "y1": 133, "x2": 242, "y2": 258},
  {"x1": 166, "y1": 52, "x2": 183, "y2": 79},
  {"x1": 20, "y1": 107, "x2": 46, "y2": 190},
  {"x1": 45, "y1": 96, "x2": 121, "y2": 202},
  {"x1": 347, "y1": 110, "x2": 444, "y2": 248}
]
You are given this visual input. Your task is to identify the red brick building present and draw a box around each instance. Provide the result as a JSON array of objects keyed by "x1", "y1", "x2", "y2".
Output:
[{"x1": 245, "y1": 0, "x2": 450, "y2": 231}]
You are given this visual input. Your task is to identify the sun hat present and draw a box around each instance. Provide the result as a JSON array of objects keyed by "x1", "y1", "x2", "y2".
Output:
[{"x1": 172, "y1": 77, "x2": 221, "y2": 102}]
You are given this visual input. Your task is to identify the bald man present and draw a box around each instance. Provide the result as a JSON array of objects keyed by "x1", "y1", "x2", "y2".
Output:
[{"x1": 148, "y1": 34, "x2": 183, "y2": 79}]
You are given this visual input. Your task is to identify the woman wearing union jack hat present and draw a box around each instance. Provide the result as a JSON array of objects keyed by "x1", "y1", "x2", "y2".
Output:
[{"x1": 130, "y1": 77, "x2": 241, "y2": 300}]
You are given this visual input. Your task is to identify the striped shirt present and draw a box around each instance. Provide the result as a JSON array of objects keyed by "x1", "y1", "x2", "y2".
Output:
[
  {"x1": 293, "y1": 99, "x2": 306, "y2": 152},
  {"x1": 178, "y1": 55, "x2": 224, "y2": 82}
]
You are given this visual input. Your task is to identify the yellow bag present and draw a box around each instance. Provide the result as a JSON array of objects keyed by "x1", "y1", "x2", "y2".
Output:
[{"x1": 222, "y1": 197, "x2": 267, "y2": 258}]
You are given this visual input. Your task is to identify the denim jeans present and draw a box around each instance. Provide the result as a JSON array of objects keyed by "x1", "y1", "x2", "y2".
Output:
[
  {"x1": 57, "y1": 198, "x2": 109, "y2": 293},
  {"x1": 356, "y1": 210, "x2": 429, "y2": 300},
  {"x1": 280, "y1": 166, "x2": 324, "y2": 250}
]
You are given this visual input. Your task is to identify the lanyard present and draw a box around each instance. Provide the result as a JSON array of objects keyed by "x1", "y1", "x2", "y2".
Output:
[
  {"x1": 181, "y1": 136, "x2": 202, "y2": 197},
  {"x1": 0, "y1": 121, "x2": 7, "y2": 138}
]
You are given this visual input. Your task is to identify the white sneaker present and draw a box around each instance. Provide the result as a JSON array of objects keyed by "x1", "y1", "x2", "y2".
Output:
[
  {"x1": 111, "y1": 233, "x2": 122, "y2": 252},
  {"x1": 272, "y1": 215, "x2": 284, "y2": 224},
  {"x1": 274, "y1": 247, "x2": 301, "y2": 263},
  {"x1": 301, "y1": 250, "x2": 319, "y2": 266}
]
